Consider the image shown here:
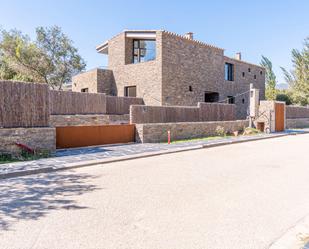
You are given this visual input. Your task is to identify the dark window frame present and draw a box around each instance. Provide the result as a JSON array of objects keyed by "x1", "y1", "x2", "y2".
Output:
[
  {"x1": 225, "y1": 63, "x2": 234, "y2": 81},
  {"x1": 204, "y1": 91, "x2": 219, "y2": 103},
  {"x1": 81, "y1": 88, "x2": 89, "y2": 93},
  {"x1": 124, "y1": 86, "x2": 137, "y2": 97},
  {"x1": 227, "y1": 96, "x2": 235, "y2": 104},
  {"x1": 132, "y1": 39, "x2": 156, "y2": 64}
]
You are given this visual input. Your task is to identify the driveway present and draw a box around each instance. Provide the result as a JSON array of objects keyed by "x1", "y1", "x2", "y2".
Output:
[{"x1": 1, "y1": 134, "x2": 309, "y2": 249}]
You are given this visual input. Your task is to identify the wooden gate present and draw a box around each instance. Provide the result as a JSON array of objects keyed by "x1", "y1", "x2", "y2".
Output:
[
  {"x1": 56, "y1": 124, "x2": 135, "y2": 149},
  {"x1": 275, "y1": 103, "x2": 285, "y2": 132}
]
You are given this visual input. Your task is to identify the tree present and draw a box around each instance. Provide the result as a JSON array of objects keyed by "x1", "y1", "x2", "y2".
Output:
[
  {"x1": 260, "y1": 56, "x2": 277, "y2": 100},
  {"x1": 36, "y1": 26, "x2": 86, "y2": 89},
  {"x1": 281, "y1": 37, "x2": 309, "y2": 105},
  {"x1": 0, "y1": 26, "x2": 86, "y2": 90}
]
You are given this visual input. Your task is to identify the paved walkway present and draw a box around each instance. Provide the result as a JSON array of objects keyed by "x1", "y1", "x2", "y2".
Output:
[
  {"x1": 2, "y1": 133, "x2": 309, "y2": 249},
  {"x1": 0, "y1": 130, "x2": 306, "y2": 179}
]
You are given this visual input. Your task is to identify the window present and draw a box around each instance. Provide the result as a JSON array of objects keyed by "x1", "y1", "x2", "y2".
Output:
[
  {"x1": 242, "y1": 72, "x2": 245, "y2": 77},
  {"x1": 81, "y1": 88, "x2": 88, "y2": 93},
  {"x1": 260, "y1": 71, "x2": 263, "y2": 75},
  {"x1": 225, "y1": 63, "x2": 234, "y2": 81},
  {"x1": 242, "y1": 98, "x2": 245, "y2": 104},
  {"x1": 254, "y1": 75, "x2": 257, "y2": 79},
  {"x1": 133, "y1": 40, "x2": 156, "y2": 63},
  {"x1": 204, "y1": 92, "x2": 219, "y2": 102},
  {"x1": 189, "y1": 86, "x2": 193, "y2": 92},
  {"x1": 124, "y1": 86, "x2": 137, "y2": 97},
  {"x1": 248, "y1": 68, "x2": 251, "y2": 72},
  {"x1": 227, "y1": 96, "x2": 235, "y2": 104}
]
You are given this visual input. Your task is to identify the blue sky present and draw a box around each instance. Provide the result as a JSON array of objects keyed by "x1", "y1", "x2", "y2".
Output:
[{"x1": 0, "y1": 0, "x2": 308, "y2": 83}]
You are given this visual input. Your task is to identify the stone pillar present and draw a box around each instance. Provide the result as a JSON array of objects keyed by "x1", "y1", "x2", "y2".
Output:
[{"x1": 249, "y1": 84, "x2": 260, "y2": 127}]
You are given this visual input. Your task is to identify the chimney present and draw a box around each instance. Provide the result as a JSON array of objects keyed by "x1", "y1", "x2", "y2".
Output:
[
  {"x1": 185, "y1": 32, "x2": 194, "y2": 40},
  {"x1": 235, "y1": 52, "x2": 242, "y2": 60}
]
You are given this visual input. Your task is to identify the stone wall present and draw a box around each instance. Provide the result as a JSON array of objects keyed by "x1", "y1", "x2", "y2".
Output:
[
  {"x1": 108, "y1": 32, "x2": 163, "y2": 106},
  {"x1": 286, "y1": 106, "x2": 309, "y2": 119},
  {"x1": 286, "y1": 118, "x2": 309, "y2": 129},
  {"x1": 130, "y1": 102, "x2": 236, "y2": 124},
  {"x1": 50, "y1": 114, "x2": 129, "y2": 127},
  {"x1": 0, "y1": 128, "x2": 56, "y2": 155},
  {"x1": 135, "y1": 120, "x2": 249, "y2": 143},
  {"x1": 72, "y1": 68, "x2": 116, "y2": 95},
  {"x1": 161, "y1": 31, "x2": 265, "y2": 119},
  {"x1": 0, "y1": 80, "x2": 50, "y2": 128}
]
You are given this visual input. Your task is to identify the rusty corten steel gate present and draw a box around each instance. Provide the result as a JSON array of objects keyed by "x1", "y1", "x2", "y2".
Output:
[
  {"x1": 56, "y1": 124, "x2": 135, "y2": 149},
  {"x1": 275, "y1": 103, "x2": 285, "y2": 132}
]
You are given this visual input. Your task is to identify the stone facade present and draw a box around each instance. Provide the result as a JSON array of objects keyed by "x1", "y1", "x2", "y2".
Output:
[
  {"x1": 50, "y1": 114, "x2": 129, "y2": 127},
  {"x1": 135, "y1": 120, "x2": 249, "y2": 143},
  {"x1": 286, "y1": 118, "x2": 309, "y2": 129},
  {"x1": 286, "y1": 105, "x2": 309, "y2": 119},
  {"x1": 254, "y1": 101, "x2": 286, "y2": 132},
  {"x1": 74, "y1": 30, "x2": 265, "y2": 119},
  {"x1": 72, "y1": 68, "x2": 116, "y2": 95},
  {"x1": 0, "y1": 128, "x2": 56, "y2": 155},
  {"x1": 107, "y1": 32, "x2": 163, "y2": 105}
]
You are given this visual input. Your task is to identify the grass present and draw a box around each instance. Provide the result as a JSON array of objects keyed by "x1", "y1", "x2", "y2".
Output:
[
  {"x1": 0, "y1": 150, "x2": 51, "y2": 165},
  {"x1": 169, "y1": 135, "x2": 233, "y2": 144}
]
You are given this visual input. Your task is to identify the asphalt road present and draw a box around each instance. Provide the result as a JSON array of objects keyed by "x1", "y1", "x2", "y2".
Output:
[{"x1": 1, "y1": 134, "x2": 309, "y2": 249}]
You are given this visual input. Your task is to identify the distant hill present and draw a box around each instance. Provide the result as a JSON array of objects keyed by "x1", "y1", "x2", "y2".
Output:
[{"x1": 276, "y1": 83, "x2": 289, "y2": 90}]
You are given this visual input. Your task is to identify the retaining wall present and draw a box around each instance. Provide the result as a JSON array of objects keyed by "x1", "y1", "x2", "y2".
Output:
[
  {"x1": 286, "y1": 118, "x2": 309, "y2": 129},
  {"x1": 135, "y1": 120, "x2": 248, "y2": 143},
  {"x1": 50, "y1": 114, "x2": 129, "y2": 127},
  {"x1": 130, "y1": 102, "x2": 235, "y2": 124},
  {"x1": 286, "y1": 106, "x2": 309, "y2": 119},
  {"x1": 0, "y1": 80, "x2": 50, "y2": 128},
  {"x1": 0, "y1": 128, "x2": 56, "y2": 155}
]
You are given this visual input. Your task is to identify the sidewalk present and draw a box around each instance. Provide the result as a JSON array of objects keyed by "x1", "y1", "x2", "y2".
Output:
[{"x1": 0, "y1": 129, "x2": 307, "y2": 179}]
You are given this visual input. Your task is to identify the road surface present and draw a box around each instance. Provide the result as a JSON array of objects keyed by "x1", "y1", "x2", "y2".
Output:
[{"x1": 1, "y1": 134, "x2": 309, "y2": 249}]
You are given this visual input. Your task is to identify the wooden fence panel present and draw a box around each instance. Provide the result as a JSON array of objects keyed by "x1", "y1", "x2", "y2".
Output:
[{"x1": 0, "y1": 80, "x2": 49, "y2": 128}]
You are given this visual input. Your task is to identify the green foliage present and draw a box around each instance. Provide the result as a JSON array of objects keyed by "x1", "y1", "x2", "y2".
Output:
[
  {"x1": 260, "y1": 56, "x2": 277, "y2": 100},
  {"x1": 275, "y1": 90, "x2": 293, "y2": 105},
  {"x1": 0, "y1": 26, "x2": 86, "y2": 89},
  {"x1": 281, "y1": 37, "x2": 309, "y2": 105}
]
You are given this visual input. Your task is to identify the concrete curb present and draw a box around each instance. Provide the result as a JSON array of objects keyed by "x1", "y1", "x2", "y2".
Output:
[
  {"x1": 268, "y1": 215, "x2": 309, "y2": 249},
  {"x1": 0, "y1": 131, "x2": 308, "y2": 180}
]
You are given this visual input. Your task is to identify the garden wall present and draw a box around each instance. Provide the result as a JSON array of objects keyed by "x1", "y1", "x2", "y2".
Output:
[
  {"x1": 0, "y1": 127, "x2": 56, "y2": 155},
  {"x1": 106, "y1": 95, "x2": 144, "y2": 115},
  {"x1": 130, "y1": 102, "x2": 235, "y2": 124},
  {"x1": 0, "y1": 80, "x2": 50, "y2": 128},
  {"x1": 50, "y1": 114, "x2": 129, "y2": 127},
  {"x1": 286, "y1": 118, "x2": 309, "y2": 129},
  {"x1": 286, "y1": 105, "x2": 309, "y2": 119},
  {"x1": 50, "y1": 90, "x2": 144, "y2": 115},
  {"x1": 50, "y1": 90, "x2": 107, "y2": 115},
  {"x1": 135, "y1": 120, "x2": 249, "y2": 143}
]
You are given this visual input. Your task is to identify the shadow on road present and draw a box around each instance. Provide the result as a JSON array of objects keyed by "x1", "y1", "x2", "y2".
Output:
[{"x1": 0, "y1": 171, "x2": 99, "y2": 231}]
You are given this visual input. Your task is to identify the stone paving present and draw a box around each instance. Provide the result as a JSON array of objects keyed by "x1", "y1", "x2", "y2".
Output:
[{"x1": 0, "y1": 130, "x2": 306, "y2": 178}]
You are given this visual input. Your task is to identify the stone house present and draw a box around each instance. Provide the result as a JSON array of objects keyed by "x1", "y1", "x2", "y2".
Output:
[{"x1": 72, "y1": 30, "x2": 265, "y2": 119}]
